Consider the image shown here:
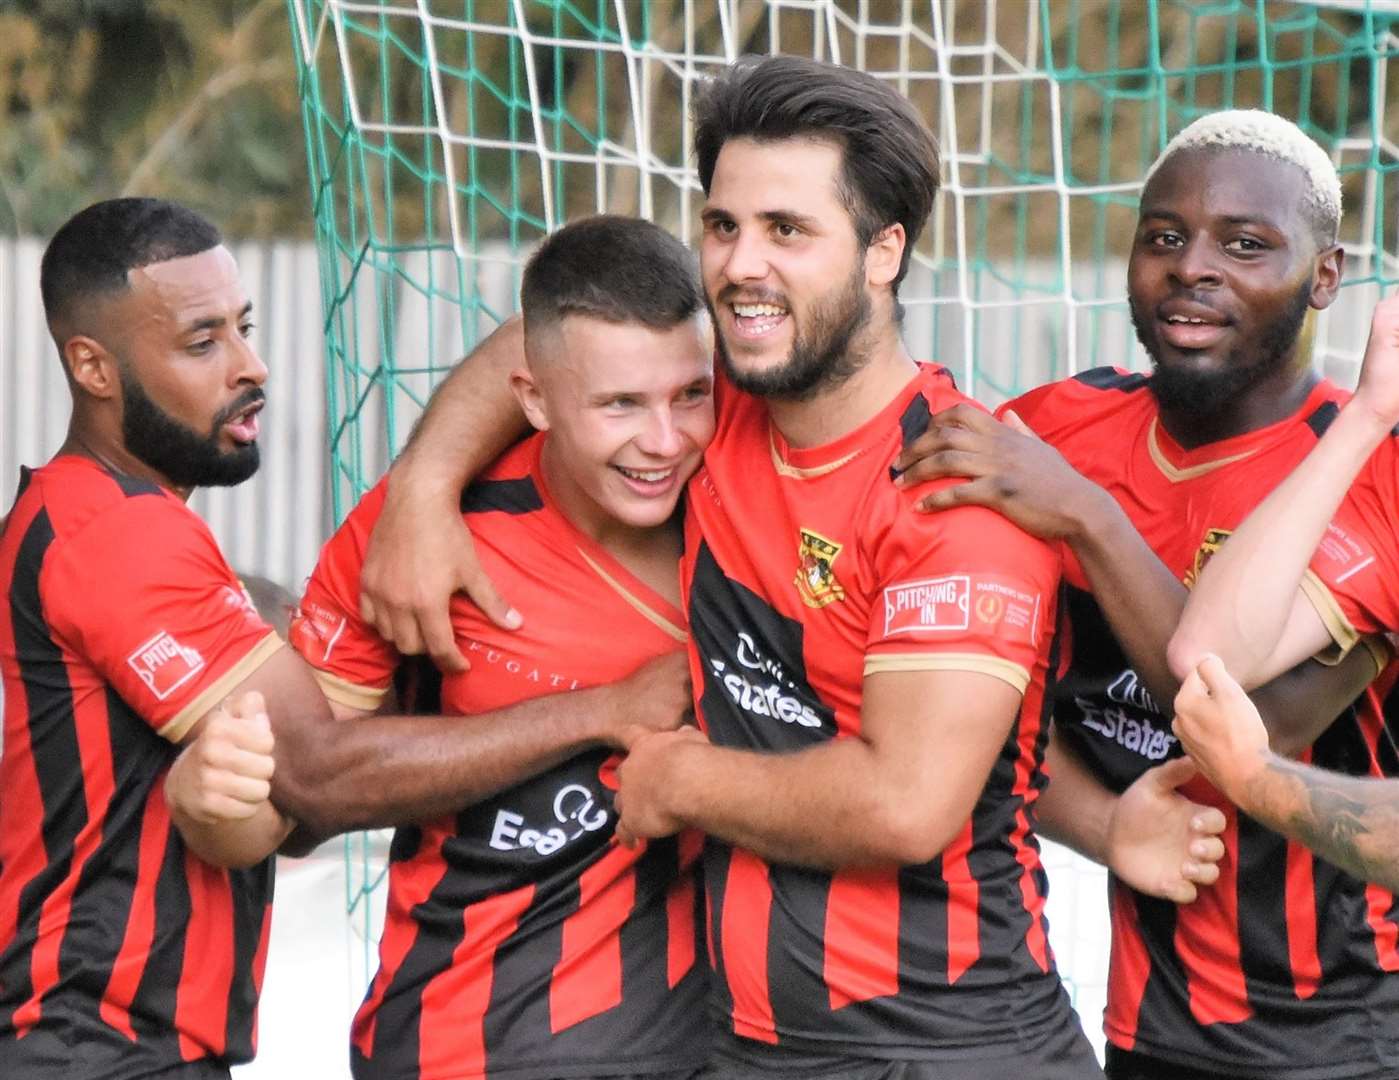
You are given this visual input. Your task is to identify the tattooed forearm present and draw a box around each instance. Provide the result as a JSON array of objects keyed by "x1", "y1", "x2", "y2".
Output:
[{"x1": 1240, "y1": 754, "x2": 1399, "y2": 893}]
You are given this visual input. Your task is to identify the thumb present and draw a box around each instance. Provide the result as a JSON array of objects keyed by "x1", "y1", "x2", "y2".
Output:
[
  {"x1": 461, "y1": 567, "x2": 523, "y2": 632},
  {"x1": 1193, "y1": 654, "x2": 1242, "y2": 699},
  {"x1": 1000, "y1": 409, "x2": 1037, "y2": 438},
  {"x1": 1148, "y1": 755, "x2": 1198, "y2": 792}
]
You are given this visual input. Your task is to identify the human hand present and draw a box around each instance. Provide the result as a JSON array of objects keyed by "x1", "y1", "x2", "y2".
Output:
[
  {"x1": 1172, "y1": 653, "x2": 1271, "y2": 804},
  {"x1": 596, "y1": 651, "x2": 694, "y2": 749},
  {"x1": 1106, "y1": 755, "x2": 1228, "y2": 903},
  {"x1": 894, "y1": 404, "x2": 1107, "y2": 542},
  {"x1": 1354, "y1": 293, "x2": 1399, "y2": 429},
  {"x1": 359, "y1": 472, "x2": 521, "y2": 673},
  {"x1": 166, "y1": 691, "x2": 277, "y2": 825},
  {"x1": 614, "y1": 726, "x2": 708, "y2": 846}
]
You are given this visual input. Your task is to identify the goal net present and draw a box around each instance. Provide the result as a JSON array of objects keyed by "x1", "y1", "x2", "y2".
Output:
[{"x1": 284, "y1": 0, "x2": 1399, "y2": 1032}]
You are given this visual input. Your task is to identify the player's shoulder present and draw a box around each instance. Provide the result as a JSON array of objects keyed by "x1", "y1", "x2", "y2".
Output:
[
  {"x1": 1003, "y1": 367, "x2": 1151, "y2": 431},
  {"x1": 459, "y1": 432, "x2": 547, "y2": 519},
  {"x1": 32, "y1": 455, "x2": 198, "y2": 548}
]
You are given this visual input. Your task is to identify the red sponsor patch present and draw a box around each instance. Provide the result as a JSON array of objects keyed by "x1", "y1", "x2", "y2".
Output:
[
  {"x1": 290, "y1": 600, "x2": 347, "y2": 662},
  {"x1": 883, "y1": 575, "x2": 1041, "y2": 641},
  {"x1": 126, "y1": 630, "x2": 206, "y2": 701},
  {"x1": 883, "y1": 575, "x2": 970, "y2": 636}
]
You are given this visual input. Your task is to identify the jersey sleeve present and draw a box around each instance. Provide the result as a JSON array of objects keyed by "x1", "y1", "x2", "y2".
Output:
[
  {"x1": 287, "y1": 482, "x2": 399, "y2": 712},
  {"x1": 1301, "y1": 438, "x2": 1399, "y2": 658},
  {"x1": 43, "y1": 495, "x2": 279, "y2": 743},
  {"x1": 863, "y1": 490, "x2": 1061, "y2": 694}
]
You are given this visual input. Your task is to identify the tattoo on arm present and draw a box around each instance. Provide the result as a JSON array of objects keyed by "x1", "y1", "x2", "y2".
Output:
[{"x1": 1246, "y1": 756, "x2": 1399, "y2": 893}]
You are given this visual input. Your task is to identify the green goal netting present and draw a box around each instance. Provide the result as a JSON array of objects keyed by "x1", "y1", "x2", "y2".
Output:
[{"x1": 284, "y1": 0, "x2": 1399, "y2": 1016}]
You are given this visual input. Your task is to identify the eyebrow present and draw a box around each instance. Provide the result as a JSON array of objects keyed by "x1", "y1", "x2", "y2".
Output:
[
  {"x1": 183, "y1": 300, "x2": 254, "y2": 334},
  {"x1": 1137, "y1": 208, "x2": 1284, "y2": 232},
  {"x1": 700, "y1": 206, "x2": 823, "y2": 231}
]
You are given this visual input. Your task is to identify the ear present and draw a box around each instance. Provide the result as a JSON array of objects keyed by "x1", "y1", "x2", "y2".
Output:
[
  {"x1": 1309, "y1": 244, "x2": 1344, "y2": 310},
  {"x1": 63, "y1": 335, "x2": 121, "y2": 399},
  {"x1": 865, "y1": 223, "x2": 906, "y2": 289},
  {"x1": 509, "y1": 365, "x2": 550, "y2": 432}
]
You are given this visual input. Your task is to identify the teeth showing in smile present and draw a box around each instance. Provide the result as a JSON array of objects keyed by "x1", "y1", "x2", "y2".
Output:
[
  {"x1": 616, "y1": 466, "x2": 673, "y2": 483},
  {"x1": 732, "y1": 303, "x2": 787, "y2": 318},
  {"x1": 1165, "y1": 315, "x2": 1213, "y2": 324}
]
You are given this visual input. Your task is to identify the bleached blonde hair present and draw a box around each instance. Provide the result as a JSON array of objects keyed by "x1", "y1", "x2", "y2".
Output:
[{"x1": 1144, "y1": 109, "x2": 1342, "y2": 243}]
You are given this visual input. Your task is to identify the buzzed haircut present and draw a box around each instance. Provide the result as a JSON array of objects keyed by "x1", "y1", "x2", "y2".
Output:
[
  {"x1": 1145, "y1": 109, "x2": 1343, "y2": 246},
  {"x1": 520, "y1": 215, "x2": 702, "y2": 338},
  {"x1": 40, "y1": 197, "x2": 222, "y2": 330},
  {"x1": 692, "y1": 55, "x2": 941, "y2": 295}
]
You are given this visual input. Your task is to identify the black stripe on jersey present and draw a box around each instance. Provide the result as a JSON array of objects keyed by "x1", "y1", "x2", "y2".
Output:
[
  {"x1": 0, "y1": 509, "x2": 83, "y2": 1030},
  {"x1": 104, "y1": 470, "x2": 164, "y2": 499},
  {"x1": 1072, "y1": 368, "x2": 1150, "y2": 393},
  {"x1": 124, "y1": 817, "x2": 194, "y2": 1058},
  {"x1": 889, "y1": 394, "x2": 934, "y2": 481},
  {"x1": 224, "y1": 863, "x2": 271, "y2": 1059},
  {"x1": 1305, "y1": 400, "x2": 1340, "y2": 439},
  {"x1": 461, "y1": 477, "x2": 543, "y2": 516},
  {"x1": 702, "y1": 839, "x2": 736, "y2": 1026}
]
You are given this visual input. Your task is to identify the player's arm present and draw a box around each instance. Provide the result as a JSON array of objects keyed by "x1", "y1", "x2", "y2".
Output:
[
  {"x1": 898, "y1": 402, "x2": 1378, "y2": 753},
  {"x1": 1175, "y1": 655, "x2": 1399, "y2": 893},
  {"x1": 1035, "y1": 729, "x2": 1225, "y2": 903},
  {"x1": 1169, "y1": 296, "x2": 1399, "y2": 686},
  {"x1": 360, "y1": 316, "x2": 530, "y2": 668},
  {"x1": 616, "y1": 667, "x2": 1026, "y2": 867},
  {"x1": 226, "y1": 644, "x2": 690, "y2": 846}
]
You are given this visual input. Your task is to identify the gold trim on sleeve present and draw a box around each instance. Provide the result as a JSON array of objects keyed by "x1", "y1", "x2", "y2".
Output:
[
  {"x1": 159, "y1": 631, "x2": 283, "y2": 743},
  {"x1": 1300, "y1": 569, "x2": 1362, "y2": 666},
  {"x1": 312, "y1": 669, "x2": 390, "y2": 711},
  {"x1": 863, "y1": 651, "x2": 1030, "y2": 693}
]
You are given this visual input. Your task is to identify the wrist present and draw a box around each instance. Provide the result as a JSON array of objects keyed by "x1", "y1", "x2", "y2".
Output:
[
  {"x1": 1063, "y1": 482, "x2": 1124, "y2": 551},
  {"x1": 1340, "y1": 392, "x2": 1398, "y2": 448}
]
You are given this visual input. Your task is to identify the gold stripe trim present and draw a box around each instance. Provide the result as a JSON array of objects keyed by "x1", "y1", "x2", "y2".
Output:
[
  {"x1": 769, "y1": 430, "x2": 862, "y2": 480},
  {"x1": 1300, "y1": 569, "x2": 1362, "y2": 666},
  {"x1": 864, "y1": 652, "x2": 1030, "y2": 693},
  {"x1": 1146, "y1": 419, "x2": 1259, "y2": 483},
  {"x1": 312, "y1": 669, "x2": 390, "y2": 711},
  {"x1": 1359, "y1": 635, "x2": 1391, "y2": 679},
  {"x1": 576, "y1": 548, "x2": 688, "y2": 643},
  {"x1": 159, "y1": 632, "x2": 283, "y2": 743}
]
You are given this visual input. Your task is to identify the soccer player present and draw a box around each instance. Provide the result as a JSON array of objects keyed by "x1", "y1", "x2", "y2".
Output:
[
  {"x1": 354, "y1": 56, "x2": 1145, "y2": 1078},
  {"x1": 897, "y1": 111, "x2": 1396, "y2": 1080},
  {"x1": 1168, "y1": 291, "x2": 1399, "y2": 897},
  {"x1": 286, "y1": 215, "x2": 714, "y2": 1080},
  {"x1": 0, "y1": 199, "x2": 688, "y2": 1079}
]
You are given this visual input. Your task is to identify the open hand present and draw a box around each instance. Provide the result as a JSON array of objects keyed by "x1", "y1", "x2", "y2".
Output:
[{"x1": 1106, "y1": 756, "x2": 1228, "y2": 903}]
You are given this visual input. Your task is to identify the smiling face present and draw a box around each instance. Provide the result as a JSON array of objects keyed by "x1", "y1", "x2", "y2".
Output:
[
  {"x1": 102, "y1": 245, "x2": 267, "y2": 488},
  {"x1": 517, "y1": 312, "x2": 715, "y2": 540},
  {"x1": 699, "y1": 136, "x2": 876, "y2": 400},
  {"x1": 1128, "y1": 147, "x2": 1341, "y2": 417}
]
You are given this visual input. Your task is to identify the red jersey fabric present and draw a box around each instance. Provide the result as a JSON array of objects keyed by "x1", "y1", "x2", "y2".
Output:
[
  {"x1": 289, "y1": 433, "x2": 708, "y2": 1080},
  {"x1": 0, "y1": 456, "x2": 277, "y2": 1079},
  {"x1": 681, "y1": 364, "x2": 1073, "y2": 1058},
  {"x1": 1008, "y1": 369, "x2": 1399, "y2": 1078}
]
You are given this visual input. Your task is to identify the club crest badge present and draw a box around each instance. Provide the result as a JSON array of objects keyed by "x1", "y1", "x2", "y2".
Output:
[
  {"x1": 1183, "y1": 527, "x2": 1231, "y2": 589},
  {"x1": 795, "y1": 528, "x2": 846, "y2": 608}
]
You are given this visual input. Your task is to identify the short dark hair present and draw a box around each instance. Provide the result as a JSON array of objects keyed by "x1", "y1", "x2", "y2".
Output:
[
  {"x1": 40, "y1": 197, "x2": 222, "y2": 328},
  {"x1": 692, "y1": 55, "x2": 940, "y2": 295},
  {"x1": 520, "y1": 215, "x2": 702, "y2": 336}
]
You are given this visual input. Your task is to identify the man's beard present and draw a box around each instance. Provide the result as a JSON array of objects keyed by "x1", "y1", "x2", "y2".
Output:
[
  {"x1": 711, "y1": 261, "x2": 872, "y2": 402},
  {"x1": 119, "y1": 365, "x2": 262, "y2": 488},
  {"x1": 1131, "y1": 279, "x2": 1312, "y2": 416}
]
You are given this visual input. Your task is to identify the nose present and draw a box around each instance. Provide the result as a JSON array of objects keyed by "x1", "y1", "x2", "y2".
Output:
[
  {"x1": 231, "y1": 334, "x2": 269, "y2": 388},
  {"x1": 719, "y1": 227, "x2": 770, "y2": 285},
  {"x1": 1170, "y1": 236, "x2": 1223, "y2": 289},
  {"x1": 636, "y1": 405, "x2": 684, "y2": 459}
]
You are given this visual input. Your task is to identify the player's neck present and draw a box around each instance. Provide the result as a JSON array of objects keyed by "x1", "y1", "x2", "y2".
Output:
[
  {"x1": 767, "y1": 326, "x2": 917, "y2": 450},
  {"x1": 1155, "y1": 360, "x2": 1321, "y2": 451},
  {"x1": 57, "y1": 419, "x2": 194, "y2": 501}
]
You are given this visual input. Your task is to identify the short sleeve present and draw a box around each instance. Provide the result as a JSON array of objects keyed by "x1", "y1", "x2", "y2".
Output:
[
  {"x1": 288, "y1": 483, "x2": 399, "y2": 711},
  {"x1": 44, "y1": 496, "x2": 279, "y2": 743},
  {"x1": 863, "y1": 493, "x2": 1061, "y2": 694},
  {"x1": 1302, "y1": 440, "x2": 1399, "y2": 657}
]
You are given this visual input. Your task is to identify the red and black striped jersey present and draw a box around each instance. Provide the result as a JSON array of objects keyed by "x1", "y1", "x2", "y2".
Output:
[
  {"x1": 288, "y1": 433, "x2": 708, "y2": 1080},
  {"x1": 681, "y1": 364, "x2": 1074, "y2": 1058},
  {"x1": 1007, "y1": 370, "x2": 1399, "y2": 1077},
  {"x1": 0, "y1": 456, "x2": 277, "y2": 1079}
]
